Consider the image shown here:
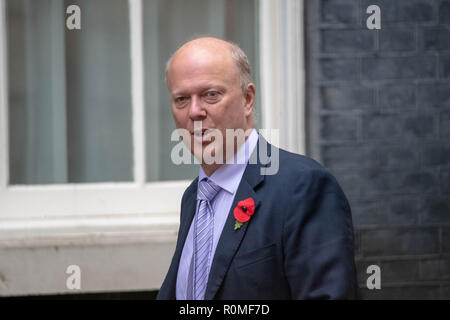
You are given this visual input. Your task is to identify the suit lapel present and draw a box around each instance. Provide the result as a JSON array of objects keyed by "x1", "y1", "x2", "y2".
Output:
[
  {"x1": 163, "y1": 179, "x2": 198, "y2": 299},
  {"x1": 204, "y1": 134, "x2": 269, "y2": 299},
  {"x1": 177, "y1": 187, "x2": 198, "y2": 253}
]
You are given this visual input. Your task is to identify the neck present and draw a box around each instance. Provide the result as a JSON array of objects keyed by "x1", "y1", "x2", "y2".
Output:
[
  {"x1": 201, "y1": 127, "x2": 254, "y2": 177},
  {"x1": 201, "y1": 163, "x2": 222, "y2": 177}
]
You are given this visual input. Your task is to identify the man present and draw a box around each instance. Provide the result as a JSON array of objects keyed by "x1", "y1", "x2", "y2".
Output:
[{"x1": 157, "y1": 37, "x2": 356, "y2": 300}]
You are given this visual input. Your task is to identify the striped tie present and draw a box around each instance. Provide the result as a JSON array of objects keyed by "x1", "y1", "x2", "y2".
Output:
[{"x1": 189, "y1": 178, "x2": 221, "y2": 300}]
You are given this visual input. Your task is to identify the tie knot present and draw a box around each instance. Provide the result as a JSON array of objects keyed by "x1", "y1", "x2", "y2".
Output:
[{"x1": 197, "y1": 178, "x2": 221, "y2": 202}]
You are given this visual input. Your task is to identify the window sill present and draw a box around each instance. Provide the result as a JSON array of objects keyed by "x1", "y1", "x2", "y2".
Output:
[
  {"x1": 0, "y1": 213, "x2": 179, "y2": 248},
  {"x1": 0, "y1": 213, "x2": 179, "y2": 296}
]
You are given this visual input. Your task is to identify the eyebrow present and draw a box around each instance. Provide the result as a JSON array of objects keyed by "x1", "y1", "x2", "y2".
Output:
[{"x1": 171, "y1": 84, "x2": 227, "y2": 97}]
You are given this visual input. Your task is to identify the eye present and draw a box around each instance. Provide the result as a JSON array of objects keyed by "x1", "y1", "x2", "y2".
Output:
[
  {"x1": 174, "y1": 96, "x2": 189, "y2": 107},
  {"x1": 204, "y1": 91, "x2": 221, "y2": 102}
]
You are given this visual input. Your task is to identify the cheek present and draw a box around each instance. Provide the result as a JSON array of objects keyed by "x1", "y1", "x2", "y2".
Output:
[
  {"x1": 219, "y1": 96, "x2": 246, "y2": 124},
  {"x1": 230, "y1": 95, "x2": 247, "y2": 116},
  {"x1": 228, "y1": 103, "x2": 247, "y2": 126},
  {"x1": 172, "y1": 109, "x2": 187, "y2": 127}
]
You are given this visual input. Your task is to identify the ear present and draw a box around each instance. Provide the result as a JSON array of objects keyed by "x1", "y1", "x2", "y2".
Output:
[{"x1": 244, "y1": 83, "x2": 256, "y2": 116}]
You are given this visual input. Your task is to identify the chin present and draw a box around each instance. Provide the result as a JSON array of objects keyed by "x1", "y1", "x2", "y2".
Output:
[{"x1": 203, "y1": 144, "x2": 226, "y2": 166}]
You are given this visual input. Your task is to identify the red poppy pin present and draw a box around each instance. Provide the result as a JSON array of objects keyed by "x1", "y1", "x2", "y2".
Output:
[{"x1": 233, "y1": 197, "x2": 255, "y2": 230}]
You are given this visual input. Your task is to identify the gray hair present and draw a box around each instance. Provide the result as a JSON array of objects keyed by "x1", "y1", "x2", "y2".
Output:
[{"x1": 165, "y1": 39, "x2": 253, "y2": 93}]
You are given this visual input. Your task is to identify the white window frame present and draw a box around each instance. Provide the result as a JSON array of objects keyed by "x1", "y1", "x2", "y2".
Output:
[
  {"x1": 260, "y1": 0, "x2": 306, "y2": 154},
  {"x1": 0, "y1": 0, "x2": 305, "y2": 246}
]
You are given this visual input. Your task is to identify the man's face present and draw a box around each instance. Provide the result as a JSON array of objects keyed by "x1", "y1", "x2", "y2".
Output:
[{"x1": 167, "y1": 41, "x2": 254, "y2": 171}]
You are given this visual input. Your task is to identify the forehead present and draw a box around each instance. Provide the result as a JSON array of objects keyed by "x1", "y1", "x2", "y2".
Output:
[{"x1": 168, "y1": 45, "x2": 239, "y2": 92}]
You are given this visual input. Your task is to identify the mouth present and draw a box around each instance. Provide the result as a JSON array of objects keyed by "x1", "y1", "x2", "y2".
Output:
[
  {"x1": 192, "y1": 128, "x2": 206, "y2": 137},
  {"x1": 192, "y1": 128, "x2": 214, "y2": 144}
]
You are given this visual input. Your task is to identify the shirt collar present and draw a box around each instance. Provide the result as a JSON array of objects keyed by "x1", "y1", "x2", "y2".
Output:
[{"x1": 198, "y1": 128, "x2": 259, "y2": 194}]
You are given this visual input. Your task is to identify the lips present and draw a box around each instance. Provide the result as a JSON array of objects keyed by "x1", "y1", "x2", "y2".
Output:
[
  {"x1": 193, "y1": 129, "x2": 206, "y2": 137},
  {"x1": 192, "y1": 128, "x2": 214, "y2": 144}
]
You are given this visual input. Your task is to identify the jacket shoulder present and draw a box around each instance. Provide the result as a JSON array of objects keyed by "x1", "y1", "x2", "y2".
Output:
[
  {"x1": 279, "y1": 148, "x2": 324, "y2": 171},
  {"x1": 181, "y1": 177, "x2": 198, "y2": 203},
  {"x1": 268, "y1": 147, "x2": 346, "y2": 196}
]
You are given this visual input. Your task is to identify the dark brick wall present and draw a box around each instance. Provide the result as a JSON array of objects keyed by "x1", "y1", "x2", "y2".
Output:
[{"x1": 305, "y1": 0, "x2": 450, "y2": 299}]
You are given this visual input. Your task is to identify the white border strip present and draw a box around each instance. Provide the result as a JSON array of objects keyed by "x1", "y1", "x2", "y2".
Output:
[
  {"x1": 129, "y1": 0, "x2": 146, "y2": 185},
  {"x1": 0, "y1": 0, "x2": 9, "y2": 189},
  {"x1": 286, "y1": 0, "x2": 305, "y2": 154},
  {"x1": 259, "y1": 0, "x2": 281, "y2": 139},
  {"x1": 1, "y1": 180, "x2": 190, "y2": 218},
  {"x1": 0, "y1": 213, "x2": 179, "y2": 247},
  {"x1": 259, "y1": 0, "x2": 305, "y2": 154}
]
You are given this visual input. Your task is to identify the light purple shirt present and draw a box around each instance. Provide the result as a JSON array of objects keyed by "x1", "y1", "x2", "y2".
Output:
[{"x1": 175, "y1": 128, "x2": 259, "y2": 300}]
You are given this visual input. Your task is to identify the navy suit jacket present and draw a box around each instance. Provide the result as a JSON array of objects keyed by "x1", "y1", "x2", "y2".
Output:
[{"x1": 157, "y1": 135, "x2": 356, "y2": 299}]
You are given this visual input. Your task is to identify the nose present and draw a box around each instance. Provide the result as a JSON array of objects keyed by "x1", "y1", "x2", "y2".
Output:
[{"x1": 188, "y1": 95, "x2": 206, "y2": 121}]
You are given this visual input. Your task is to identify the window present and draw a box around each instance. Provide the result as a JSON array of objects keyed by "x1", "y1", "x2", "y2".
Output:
[
  {"x1": 8, "y1": 0, "x2": 133, "y2": 185},
  {"x1": 6, "y1": 0, "x2": 260, "y2": 185},
  {"x1": 0, "y1": 0, "x2": 261, "y2": 239},
  {"x1": 0, "y1": 0, "x2": 305, "y2": 295},
  {"x1": 0, "y1": 0, "x2": 305, "y2": 243}
]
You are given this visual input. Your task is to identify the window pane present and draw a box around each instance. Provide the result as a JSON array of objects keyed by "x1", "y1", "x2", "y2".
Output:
[
  {"x1": 7, "y1": 0, "x2": 133, "y2": 184},
  {"x1": 144, "y1": 0, "x2": 260, "y2": 182}
]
